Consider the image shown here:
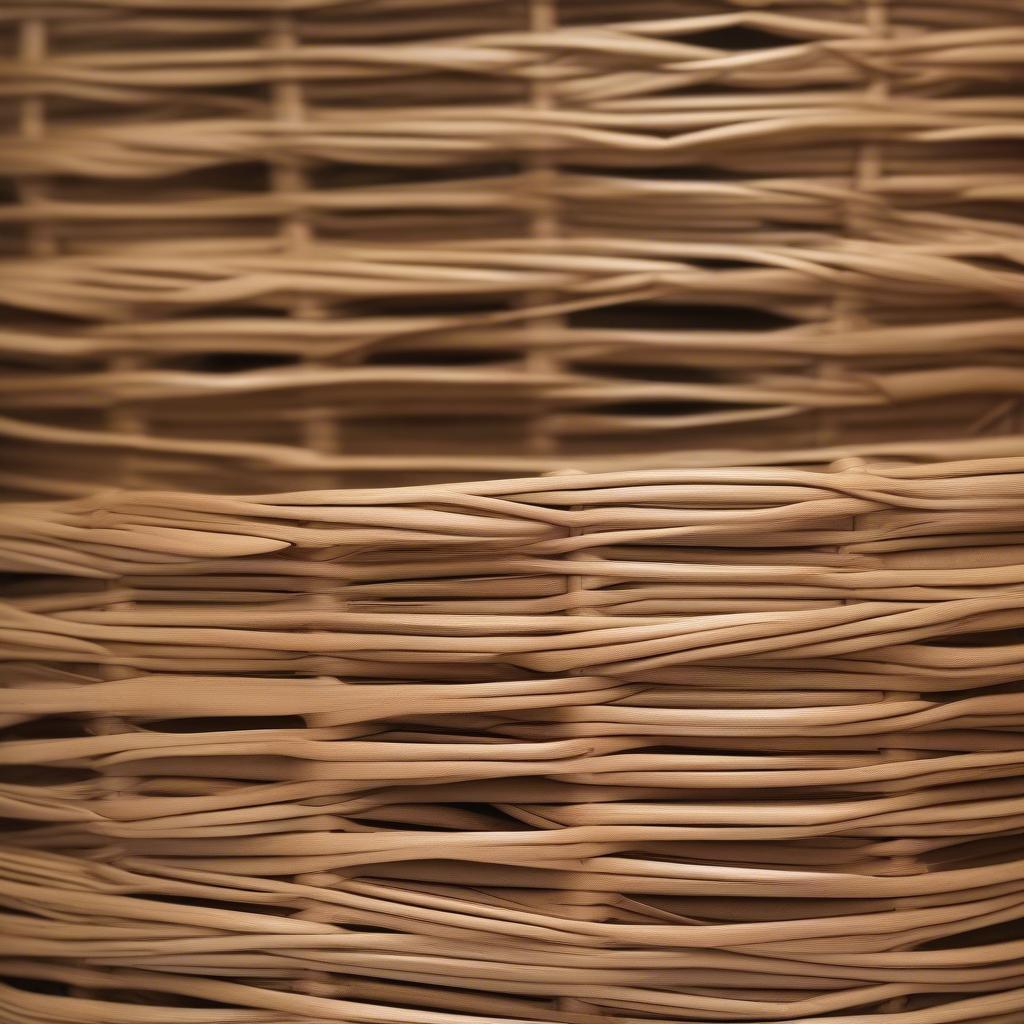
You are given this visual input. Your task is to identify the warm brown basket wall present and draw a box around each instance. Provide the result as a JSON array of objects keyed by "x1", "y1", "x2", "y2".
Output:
[
  {"x1": 1, "y1": 0, "x2": 1023, "y2": 493},
  {"x1": 5, "y1": 458, "x2": 1024, "y2": 1024},
  {"x1": 2, "y1": 2, "x2": 1024, "y2": 1023}
]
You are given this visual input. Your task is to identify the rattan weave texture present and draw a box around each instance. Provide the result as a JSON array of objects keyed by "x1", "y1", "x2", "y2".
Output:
[
  {"x1": 2, "y1": 2, "x2": 1024, "y2": 1024},
  {"x1": 6, "y1": 456, "x2": 1024, "y2": 1023},
  {"x1": 1, "y1": 0, "x2": 1023, "y2": 491}
]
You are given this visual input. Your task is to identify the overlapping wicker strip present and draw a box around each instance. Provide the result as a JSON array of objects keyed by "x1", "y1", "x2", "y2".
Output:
[{"x1": 3, "y1": 1, "x2": 1024, "y2": 1023}]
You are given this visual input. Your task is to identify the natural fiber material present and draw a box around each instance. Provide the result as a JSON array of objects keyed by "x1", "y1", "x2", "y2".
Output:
[
  {"x1": 2, "y1": 2, "x2": 1024, "y2": 1023},
  {"x1": 1, "y1": 0, "x2": 1023, "y2": 493},
  {"x1": 6, "y1": 454, "x2": 1024, "y2": 1022}
]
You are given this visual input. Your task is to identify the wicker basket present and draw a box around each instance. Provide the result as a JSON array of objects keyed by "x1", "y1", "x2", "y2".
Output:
[{"x1": 2, "y1": 2, "x2": 1024, "y2": 1022}]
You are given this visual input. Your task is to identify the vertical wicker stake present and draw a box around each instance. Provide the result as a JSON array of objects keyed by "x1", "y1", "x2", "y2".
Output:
[
  {"x1": 524, "y1": 0, "x2": 561, "y2": 460},
  {"x1": 268, "y1": 13, "x2": 341, "y2": 475},
  {"x1": 267, "y1": 14, "x2": 349, "y2": 1006},
  {"x1": 841, "y1": 5, "x2": 917, "y2": 1012},
  {"x1": 16, "y1": 19, "x2": 54, "y2": 262},
  {"x1": 526, "y1": 5, "x2": 601, "y2": 1015},
  {"x1": 24, "y1": 9, "x2": 151, "y2": 1008}
]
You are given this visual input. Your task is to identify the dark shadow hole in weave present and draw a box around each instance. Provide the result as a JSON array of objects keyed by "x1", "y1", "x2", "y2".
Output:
[
  {"x1": 0, "y1": 715, "x2": 87, "y2": 741},
  {"x1": 956, "y1": 202, "x2": 1024, "y2": 228},
  {"x1": 144, "y1": 892, "x2": 295, "y2": 919},
  {"x1": 310, "y1": 160, "x2": 520, "y2": 190},
  {"x1": 938, "y1": 679, "x2": 1024, "y2": 702},
  {"x1": 585, "y1": 399, "x2": 742, "y2": 418},
  {"x1": 920, "y1": 831, "x2": 1024, "y2": 870},
  {"x1": 677, "y1": 25, "x2": 798, "y2": 51},
  {"x1": 683, "y1": 257, "x2": 763, "y2": 270},
  {"x1": 331, "y1": 922, "x2": 388, "y2": 934},
  {"x1": 304, "y1": 74, "x2": 526, "y2": 109},
  {"x1": 925, "y1": 627, "x2": 1024, "y2": 648},
  {"x1": 964, "y1": 254, "x2": 1023, "y2": 275},
  {"x1": 350, "y1": 815, "x2": 460, "y2": 833},
  {"x1": 146, "y1": 715, "x2": 307, "y2": 733},
  {"x1": 0, "y1": 976, "x2": 70, "y2": 998},
  {"x1": 45, "y1": 85, "x2": 270, "y2": 123},
  {"x1": 178, "y1": 352, "x2": 299, "y2": 374},
  {"x1": 346, "y1": 295, "x2": 511, "y2": 318},
  {"x1": 586, "y1": 164, "x2": 754, "y2": 183},
  {"x1": 52, "y1": 163, "x2": 270, "y2": 200},
  {"x1": 920, "y1": 916, "x2": 1024, "y2": 949},
  {"x1": 637, "y1": 743, "x2": 769, "y2": 758},
  {"x1": 0, "y1": 571, "x2": 35, "y2": 595},
  {"x1": 569, "y1": 302, "x2": 798, "y2": 332},
  {"x1": 916, "y1": 139, "x2": 1023, "y2": 163},
  {"x1": 323, "y1": 211, "x2": 529, "y2": 245},
  {"x1": 0, "y1": 817, "x2": 67, "y2": 840},
  {"x1": 8, "y1": 975, "x2": 186, "y2": 1008},
  {"x1": 450, "y1": 800, "x2": 528, "y2": 822},
  {"x1": 365, "y1": 347, "x2": 519, "y2": 367},
  {"x1": 574, "y1": 361, "x2": 723, "y2": 384},
  {"x1": 0, "y1": 576, "x2": 101, "y2": 603}
]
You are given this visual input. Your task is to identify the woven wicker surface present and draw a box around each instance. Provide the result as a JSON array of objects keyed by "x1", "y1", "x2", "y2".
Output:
[
  {"x1": 5, "y1": 453, "x2": 1024, "y2": 1022},
  {"x1": 3, "y1": 1, "x2": 1024, "y2": 1023},
  {"x1": 1, "y1": 0, "x2": 1023, "y2": 493}
]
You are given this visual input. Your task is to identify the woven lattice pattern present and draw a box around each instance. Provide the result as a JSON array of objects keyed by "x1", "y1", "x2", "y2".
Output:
[
  {"x1": 4, "y1": 457, "x2": 1024, "y2": 1021},
  {"x1": 3, "y1": 2, "x2": 1024, "y2": 1024},
  {"x1": 1, "y1": 1, "x2": 1022, "y2": 493}
]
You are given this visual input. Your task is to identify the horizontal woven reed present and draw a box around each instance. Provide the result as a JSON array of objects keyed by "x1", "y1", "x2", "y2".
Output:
[
  {"x1": 3, "y1": 2, "x2": 1024, "y2": 1023},
  {"x1": 5, "y1": 452, "x2": 1024, "y2": 1023}
]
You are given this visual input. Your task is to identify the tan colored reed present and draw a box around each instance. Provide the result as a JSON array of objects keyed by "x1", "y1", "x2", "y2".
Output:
[{"x1": 2, "y1": 1, "x2": 1024, "y2": 1022}]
